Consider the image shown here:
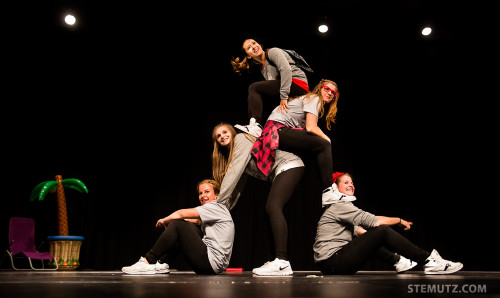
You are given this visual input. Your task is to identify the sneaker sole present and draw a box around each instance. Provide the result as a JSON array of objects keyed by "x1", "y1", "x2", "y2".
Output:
[
  {"x1": 254, "y1": 273, "x2": 294, "y2": 276},
  {"x1": 425, "y1": 263, "x2": 463, "y2": 275},
  {"x1": 253, "y1": 270, "x2": 294, "y2": 276},
  {"x1": 156, "y1": 269, "x2": 170, "y2": 274},
  {"x1": 122, "y1": 270, "x2": 156, "y2": 275}
]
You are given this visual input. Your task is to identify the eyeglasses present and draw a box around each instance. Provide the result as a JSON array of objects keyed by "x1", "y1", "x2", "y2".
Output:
[{"x1": 322, "y1": 85, "x2": 337, "y2": 97}]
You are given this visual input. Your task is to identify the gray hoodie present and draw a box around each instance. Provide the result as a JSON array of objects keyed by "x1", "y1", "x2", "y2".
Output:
[
  {"x1": 262, "y1": 48, "x2": 308, "y2": 100},
  {"x1": 217, "y1": 133, "x2": 304, "y2": 211},
  {"x1": 313, "y1": 202, "x2": 378, "y2": 262}
]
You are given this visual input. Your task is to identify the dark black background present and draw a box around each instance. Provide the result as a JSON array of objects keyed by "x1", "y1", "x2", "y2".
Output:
[{"x1": 2, "y1": 1, "x2": 497, "y2": 270}]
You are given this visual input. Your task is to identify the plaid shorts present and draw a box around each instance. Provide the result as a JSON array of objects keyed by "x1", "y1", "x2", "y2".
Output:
[{"x1": 251, "y1": 120, "x2": 303, "y2": 176}]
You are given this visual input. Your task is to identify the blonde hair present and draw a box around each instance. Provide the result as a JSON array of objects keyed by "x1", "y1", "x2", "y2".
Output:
[
  {"x1": 197, "y1": 179, "x2": 220, "y2": 196},
  {"x1": 211, "y1": 123, "x2": 237, "y2": 185},
  {"x1": 291, "y1": 79, "x2": 340, "y2": 130}
]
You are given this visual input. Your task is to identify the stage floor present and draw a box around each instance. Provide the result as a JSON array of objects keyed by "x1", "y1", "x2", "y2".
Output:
[{"x1": 1, "y1": 270, "x2": 499, "y2": 298}]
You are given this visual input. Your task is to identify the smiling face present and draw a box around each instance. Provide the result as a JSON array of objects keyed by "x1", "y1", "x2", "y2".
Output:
[
  {"x1": 243, "y1": 39, "x2": 263, "y2": 60},
  {"x1": 320, "y1": 83, "x2": 338, "y2": 104},
  {"x1": 198, "y1": 183, "x2": 218, "y2": 205},
  {"x1": 336, "y1": 175, "x2": 355, "y2": 196},
  {"x1": 215, "y1": 125, "x2": 233, "y2": 148}
]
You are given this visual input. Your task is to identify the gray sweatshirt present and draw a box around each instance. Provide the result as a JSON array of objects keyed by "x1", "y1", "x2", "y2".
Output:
[
  {"x1": 217, "y1": 133, "x2": 304, "y2": 211},
  {"x1": 262, "y1": 48, "x2": 308, "y2": 100},
  {"x1": 195, "y1": 201, "x2": 234, "y2": 274},
  {"x1": 313, "y1": 202, "x2": 378, "y2": 262}
]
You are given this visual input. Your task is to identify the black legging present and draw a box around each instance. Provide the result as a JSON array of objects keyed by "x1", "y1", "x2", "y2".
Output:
[
  {"x1": 277, "y1": 127, "x2": 334, "y2": 189},
  {"x1": 265, "y1": 167, "x2": 304, "y2": 260},
  {"x1": 145, "y1": 219, "x2": 215, "y2": 274},
  {"x1": 248, "y1": 80, "x2": 308, "y2": 124},
  {"x1": 317, "y1": 225, "x2": 431, "y2": 275}
]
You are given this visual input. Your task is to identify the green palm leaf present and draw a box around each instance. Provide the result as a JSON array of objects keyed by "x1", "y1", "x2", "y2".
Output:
[
  {"x1": 29, "y1": 181, "x2": 58, "y2": 202},
  {"x1": 62, "y1": 178, "x2": 89, "y2": 194}
]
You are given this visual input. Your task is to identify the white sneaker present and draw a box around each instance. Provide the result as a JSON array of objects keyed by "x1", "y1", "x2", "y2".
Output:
[
  {"x1": 154, "y1": 262, "x2": 170, "y2": 274},
  {"x1": 252, "y1": 261, "x2": 272, "y2": 274},
  {"x1": 322, "y1": 184, "x2": 356, "y2": 207},
  {"x1": 395, "y1": 255, "x2": 417, "y2": 273},
  {"x1": 424, "y1": 249, "x2": 463, "y2": 275},
  {"x1": 322, "y1": 187, "x2": 335, "y2": 207},
  {"x1": 234, "y1": 118, "x2": 262, "y2": 138},
  {"x1": 122, "y1": 257, "x2": 156, "y2": 275},
  {"x1": 253, "y1": 258, "x2": 293, "y2": 276}
]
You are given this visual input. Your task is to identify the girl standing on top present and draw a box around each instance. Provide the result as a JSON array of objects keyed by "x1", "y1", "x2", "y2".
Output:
[{"x1": 231, "y1": 38, "x2": 311, "y2": 137}]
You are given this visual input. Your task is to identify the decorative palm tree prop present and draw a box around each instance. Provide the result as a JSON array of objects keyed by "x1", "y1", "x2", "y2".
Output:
[{"x1": 29, "y1": 175, "x2": 88, "y2": 236}]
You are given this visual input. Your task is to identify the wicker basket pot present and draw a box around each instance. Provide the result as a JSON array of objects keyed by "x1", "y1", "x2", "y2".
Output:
[{"x1": 47, "y1": 236, "x2": 84, "y2": 270}]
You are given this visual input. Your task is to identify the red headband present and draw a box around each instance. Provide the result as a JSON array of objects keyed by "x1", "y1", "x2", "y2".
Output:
[{"x1": 332, "y1": 172, "x2": 345, "y2": 184}]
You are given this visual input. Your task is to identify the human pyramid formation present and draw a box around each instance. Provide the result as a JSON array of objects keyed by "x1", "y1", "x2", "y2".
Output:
[{"x1": 122, "y1": 39, "x2": 463, "y2": 276}]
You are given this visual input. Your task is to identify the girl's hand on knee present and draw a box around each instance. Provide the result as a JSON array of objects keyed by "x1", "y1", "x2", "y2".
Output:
[
  {"x1": 156, "y1": 218, "x2": 168, "y2": 228},
  {"x1": 400, "y1": 219, "x2": 413, "y2": 231}
]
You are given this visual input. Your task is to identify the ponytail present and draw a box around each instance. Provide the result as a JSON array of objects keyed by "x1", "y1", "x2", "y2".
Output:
[
  {"x1": 231, "y1": 38, "x2": 263, "y2": 74},
  {"x1": 231, "y1": 56, "x2": 253, "y2": 74}
]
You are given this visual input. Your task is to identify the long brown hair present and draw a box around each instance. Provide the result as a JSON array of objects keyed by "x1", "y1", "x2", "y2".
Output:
[
  {"x1": 211, "y1": 123, "x2": 237, "y2": 185},
  {"x1": 291, "y1": 79, "x2": 340, "y2": 130},
  {"x1": 230, "y1": 39, "x2": 262, "y2": 74}
]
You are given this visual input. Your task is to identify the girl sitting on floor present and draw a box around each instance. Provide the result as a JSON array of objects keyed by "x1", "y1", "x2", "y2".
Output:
[
  {"x1": 313, "y1": 172, "x2": 463, "y2": 275},
  {"x1": 122, "y1": 179, "x2": 234, "y2": 275}
]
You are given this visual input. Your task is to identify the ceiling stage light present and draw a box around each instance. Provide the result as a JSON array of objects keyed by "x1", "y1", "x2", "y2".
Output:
[
  {"x1": 422, "y1": 27, "x2": 432, "y2": 36},
  {"x1": 318, "y1": 24, "x2": 328, "y2": 33},
  {"x1": 65, "y1": 14, "x2": 76, "y2": 26}
]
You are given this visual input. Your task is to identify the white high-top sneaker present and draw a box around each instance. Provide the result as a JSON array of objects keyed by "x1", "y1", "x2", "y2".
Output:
[
  {"x1": 394, "y1": 255, "x2": 417, "y2": 273},
  {"x1": 424, "y1": 249, "x2": 463, "y2": 275},
  {"x1": 235, "y1": 118, "x2": 262, "y2": 138},
  {"x1": 322, "y1": 186, "x2": 335, "y2": 207}
]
